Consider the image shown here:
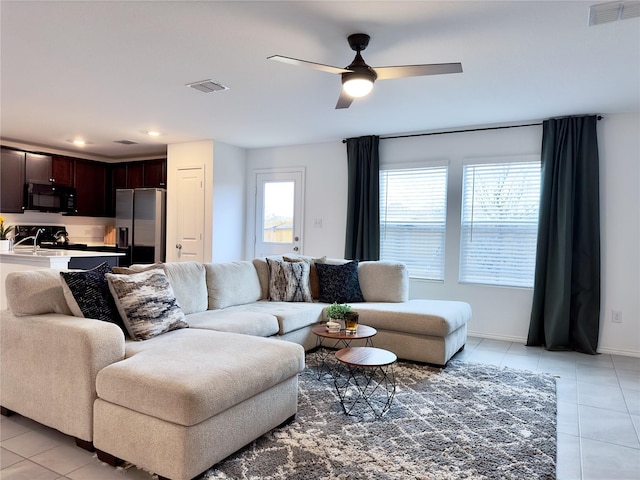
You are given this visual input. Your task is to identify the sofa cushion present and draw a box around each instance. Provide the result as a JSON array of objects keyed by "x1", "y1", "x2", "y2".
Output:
[
  {"x1": 60, "y1": 262, "x2": 125, "y2": 331},
  {"x1": 185, "y1": 310, "x2": 280, "y2": 337},
  {"x1": 266, "y1": 258, "x2": 312, "y2": 302},
  {"x1": 5, "y1": 270, "x2": 72, "y2": 316},
  {"x1": 97, "y1": 329, "x2": 305, "y2": 427},
  {"x1": 358, "y1": 261, "x2": 409, "y2": 302},
  {"x1": 353, "y1": 300, "x2": 472, "y2": 337},
  {"x1": 115, "y1": 262, "x2": 208, "y2": 315},
  {"x1": 205, "y1": 261, "x2": 262, "y2": 309},
  {"x1": 221, "y1": 300, "x2": 325, "y2": 335},
  {"x1": 283, "y1": 255, "x2": 326, "y2": 299},
  {"x1": 316, "y1": 261, "x2": 365, "y2": 304},
  {"x1": 106, "y1": 269, "x2": 188, "y2": 341}
]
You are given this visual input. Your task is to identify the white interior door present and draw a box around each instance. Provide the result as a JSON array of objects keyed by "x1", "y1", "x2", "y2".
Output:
[
  {"x1": 175, "y1": 166, "x2": 205, "y2": 262},
  {"x1": 254, "y1": 169, "x2": 304, "y2": 258}
]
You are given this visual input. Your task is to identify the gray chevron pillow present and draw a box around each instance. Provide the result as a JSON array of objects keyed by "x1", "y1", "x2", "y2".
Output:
[
  {"x1": 106, "y1": 268, "x2": 188, "y2": 340},
  {"x1": 266, "y1": 258, "x2": 312, "y2": 302}
]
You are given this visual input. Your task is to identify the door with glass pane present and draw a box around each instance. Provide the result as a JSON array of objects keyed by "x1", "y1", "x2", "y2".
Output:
[{"x1": 254, "y1": 169, "x2": 304, "y2": 258}]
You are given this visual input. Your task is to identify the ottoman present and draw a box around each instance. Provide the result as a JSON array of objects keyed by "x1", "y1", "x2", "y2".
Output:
[{"x1": 93, "y1": 329, "x2": 304, "y2": 480}]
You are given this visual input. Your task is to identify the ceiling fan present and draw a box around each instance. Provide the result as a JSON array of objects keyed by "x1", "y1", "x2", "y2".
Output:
[{"x1": 268, "y1": 33, "x2": 463, "y2": 109}]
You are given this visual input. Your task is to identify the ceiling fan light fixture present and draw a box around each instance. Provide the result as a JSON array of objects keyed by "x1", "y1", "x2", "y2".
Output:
[{"x1": 343, "y1": 77, "x2": 374, "y2": 97}]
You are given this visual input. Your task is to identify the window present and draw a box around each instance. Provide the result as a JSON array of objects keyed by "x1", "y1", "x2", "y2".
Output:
[
  {"x1": 459, "y1": 160, "x2": 541, "y2": 288},
  {"x1": 380, "y1": 166, "x2": 448, "y2": 280},
  {"x1": 262, "y1": 181, "x2": 294, "y2": 243}
]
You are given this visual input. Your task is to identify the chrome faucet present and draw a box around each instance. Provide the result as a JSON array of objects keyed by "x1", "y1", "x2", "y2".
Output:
[{"x1": 13, "y1": 228, "x2": 45, "y2": 253}]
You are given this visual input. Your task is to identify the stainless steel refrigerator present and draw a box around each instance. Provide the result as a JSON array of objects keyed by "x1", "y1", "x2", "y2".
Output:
[{"x1": 115, "y1": 188, "x2": 166, "y2": 265}]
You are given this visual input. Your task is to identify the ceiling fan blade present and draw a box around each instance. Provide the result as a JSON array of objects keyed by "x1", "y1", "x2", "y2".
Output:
[
  {"x1": 267, "y1": 55, "x2": 350, "y2": 75},
  {"x1": 335, "y1": 89, "x2": 354, "y2": 109},
  {"x1": 374, "y1": 62, "x2": 463, "y2": 80}
]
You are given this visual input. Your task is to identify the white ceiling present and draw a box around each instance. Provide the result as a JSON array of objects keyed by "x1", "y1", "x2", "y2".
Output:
[{"x1": 1, "y1": 1, "x2": 638, "y2": 160}]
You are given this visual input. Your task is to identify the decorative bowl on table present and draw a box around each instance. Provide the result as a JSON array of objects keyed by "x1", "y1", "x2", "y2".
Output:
[{"x1": 326, "y1": 321, "x2": 341, "y2": 333}]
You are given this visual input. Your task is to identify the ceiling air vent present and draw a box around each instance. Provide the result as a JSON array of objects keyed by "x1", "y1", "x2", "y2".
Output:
[
  {"x1": 589, "y1": 0, "x2": 640, "y2": 25},
  {"x1": 186, "y1": 79, "x2": 229, "y2": 93},
  {"x1": 114, "y1": 140, "x2": 138, "y2": 145}
]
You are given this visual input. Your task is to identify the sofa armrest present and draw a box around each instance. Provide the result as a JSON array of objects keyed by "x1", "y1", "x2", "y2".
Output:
[{"x1": 0, "y1": 310, "x2": 125, "y2": 442}]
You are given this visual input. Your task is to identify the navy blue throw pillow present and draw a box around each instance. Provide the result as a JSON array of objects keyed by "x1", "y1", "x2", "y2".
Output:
[
  {"x1": 60, "y1": 262, "x2": 126, "y2": 333},
  {"x1": 316, "y1": 261, "x2": 365, "y2": 304}
]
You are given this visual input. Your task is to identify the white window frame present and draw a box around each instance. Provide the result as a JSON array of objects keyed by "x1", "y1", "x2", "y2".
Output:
[
  {"x1": 459, "y1": 155, "x2": 541, "y2": 288},
  {"x1": 379, "y1": 162, "x2": 448, "y2": 281}
]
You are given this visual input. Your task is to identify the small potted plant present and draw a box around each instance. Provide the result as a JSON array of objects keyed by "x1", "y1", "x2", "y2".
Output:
[
  {"x1": 0, "y1": 217, "x2": 13, "y2": 252},
  {"x1": 325, "y1": 302, "x2": 353, "y2": 331}
]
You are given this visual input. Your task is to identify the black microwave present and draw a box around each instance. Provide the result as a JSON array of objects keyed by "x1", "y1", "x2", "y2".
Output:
[{"x1": 24, "y1": 183, "x2": 77, "y2": 213}]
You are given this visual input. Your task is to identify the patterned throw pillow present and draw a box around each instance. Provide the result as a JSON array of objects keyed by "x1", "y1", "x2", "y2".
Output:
[
  {"x1": 60, "y1": 262, "x2": 126, "y2": 332},
  {"x1": 315, "y1": 261, "x2": 365, "y2": 304},
  {"x1": 266, "y1": 258, "x2": 312, "y2": 302},
  {"x1": 106, "y1": 269, "x2": 188, "y2": 341},
  {"x1": 282, "y1": 255, "x2": 327, "y2": 300}
]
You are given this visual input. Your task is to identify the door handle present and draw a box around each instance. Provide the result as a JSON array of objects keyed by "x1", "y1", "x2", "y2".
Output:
[
  {"x1": 176, "y1": 244, "x2": 182, "y2": 250},
  {"x1": 293, "y1": 246, "x2": 299, "y2": 252}
]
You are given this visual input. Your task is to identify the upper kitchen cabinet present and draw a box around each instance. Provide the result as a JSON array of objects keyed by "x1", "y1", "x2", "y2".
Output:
[
  {"x1": 25, "y1": 153, "x2": 74, "y2": 186},
  {"x1": 112, "y1": 163, "x2": 128, "y2": 190},
  {"x1": 25, "y1": 152, "x2": 53, "y2": 184},
  {"x1": 127, "y1": 162, "x2": 144, "y2": 189},
  {"x1": 143, "y1": 159, "x2": 167, "y2": 188},
  {"x1": 75, "y1": 159, "x2": 109, "y2": 216},
  {"x1": 51, "y1": 156, "x2": 74, "y2": 186},
  {"x1": 110, "y1": 159, "x2": 166, "y2": 190},
  {"x1": 1, "y1": 148, "x2": 25, "y2": 213}
]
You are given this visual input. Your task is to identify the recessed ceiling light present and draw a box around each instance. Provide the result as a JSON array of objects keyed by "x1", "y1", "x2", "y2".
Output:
[
  {"x1": 146, "y1": 130, "x2": 161, "y2": 137},
  {"x1": 67, "y1": 138, "x2": 89, "y2": 146}
]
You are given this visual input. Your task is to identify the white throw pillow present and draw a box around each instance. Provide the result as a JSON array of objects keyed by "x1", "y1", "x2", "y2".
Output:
[{"x1": 106, "y1": 269, "x2": 188, "y2": 341}]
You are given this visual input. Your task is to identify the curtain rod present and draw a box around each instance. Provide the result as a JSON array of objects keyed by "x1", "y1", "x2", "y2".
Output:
[{"x1": 342, "y1": 116, "x2": 603, "y2": 143}]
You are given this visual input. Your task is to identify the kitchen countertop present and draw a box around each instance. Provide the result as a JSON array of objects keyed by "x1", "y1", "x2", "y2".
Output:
[
  {"x1": 2, "y1": 248, "x2": 124, "y2": 258},
  {"x1": 0, "y1": 248, "x2": 124, "y2": 269},
  {"x1": 0, "y1": 248, "x2": 125, "y2": 310}
]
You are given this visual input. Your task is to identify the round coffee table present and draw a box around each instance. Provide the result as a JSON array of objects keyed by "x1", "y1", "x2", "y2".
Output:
[
  {"x1": 333, "y1": 347, "x2": 397, "y2": 419},
  {"x1": 311, "y1": 324, "x2": 377, "y2": 379}
]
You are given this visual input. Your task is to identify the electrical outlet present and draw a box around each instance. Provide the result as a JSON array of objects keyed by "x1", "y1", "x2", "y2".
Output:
[{"x1": 612, "y1": 310, "x2": 623, "y2": 323}]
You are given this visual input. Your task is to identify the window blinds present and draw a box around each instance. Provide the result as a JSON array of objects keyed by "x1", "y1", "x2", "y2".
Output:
[
  {"x1": 380, "y1": 166, "x2": 448, "y2": 280},
  {"x1": 459, "y1": 161, "x2": 541, "y2": 288}
]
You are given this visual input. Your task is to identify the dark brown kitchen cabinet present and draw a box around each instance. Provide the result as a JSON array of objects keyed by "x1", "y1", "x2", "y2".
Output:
[
  {"x1": 25, "y1": 152, "x2": 53, "y2": 184},
  {"x1": 1, "y1": 148, "x2": 25, "y2": 213},
  {"x1": 51, "y1": 156, "x2": 74, "y2": 186},
  {"x1": 112, "y1": 163, "x2": 128, "y2": 190},
  {"x1": 75, "y1": 160, "x2": 109, "y2": 216},
  {"x1": 143, "y1": 159, "x2": 166, "y2": 188},
  {"x1": 127, "y1": 163, "x2": 144, "y2": 189}
]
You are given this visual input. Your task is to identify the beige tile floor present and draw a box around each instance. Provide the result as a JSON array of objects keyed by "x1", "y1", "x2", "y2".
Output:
[{"x1": 1, "y1": 336, "x2": 639, "y2": 479}]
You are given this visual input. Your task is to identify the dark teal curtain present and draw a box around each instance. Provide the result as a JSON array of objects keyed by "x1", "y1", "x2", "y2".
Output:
[
  {"x1": 527, "y1": 115, "x2": 600, "y2": 354},
  {"x1": 345, "y1": 135, "x2": 380, "y2": 260}
]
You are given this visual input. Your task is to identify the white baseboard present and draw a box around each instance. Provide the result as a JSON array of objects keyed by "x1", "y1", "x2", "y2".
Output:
[
  {"x1": 597, "y1": 346, "x2": 640, "y2": 358},
  {"x1": 466, "y1": 331, "x2": 527, "y2": 344},
  {"x1": 468, "y1": 331, "x2": 640, "y2": 358}
]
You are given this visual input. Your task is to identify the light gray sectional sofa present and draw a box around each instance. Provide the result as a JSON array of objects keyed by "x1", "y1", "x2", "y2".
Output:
[{"x1": 0, "y1": 256, "x2": 471, "y2": 480}]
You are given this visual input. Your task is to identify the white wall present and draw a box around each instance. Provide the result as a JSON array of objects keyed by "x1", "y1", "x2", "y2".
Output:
[
  {"x1": 597, "y1": 113, "x2": 640, "y2": 356},
  {"x1": 245, "y1": 142, "x2": 348, "y2": 259},
  {"x1": 167, "y1": 140, "x2": 247, "y2": 263},
  {"x1": 245, "y1": 113, "x2": 640, "y2": 356},
  {"x1": 211, "y1": 141, "x2": 246, "y2": 262}
]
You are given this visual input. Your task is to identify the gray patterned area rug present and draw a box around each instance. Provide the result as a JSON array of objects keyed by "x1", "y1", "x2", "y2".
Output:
[{"x1": 204, "y1": 357, "x2": 556, "y2": 480}]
